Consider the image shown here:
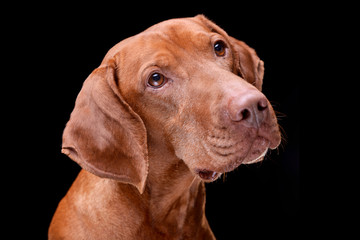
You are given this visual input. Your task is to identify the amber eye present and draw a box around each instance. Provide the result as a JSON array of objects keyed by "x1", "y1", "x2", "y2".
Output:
[
  {"x1": 214, "y1": 41, "x2": 226, "y2": 56},
  {"x1": 148, "y1": 72, "x2": 167, "y2": 88}
]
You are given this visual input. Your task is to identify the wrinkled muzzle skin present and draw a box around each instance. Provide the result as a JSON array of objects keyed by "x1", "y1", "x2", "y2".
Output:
[
  {"x1": 112, "y1": 16, "x2": 281, "y2": 182},
  {"x1": 165, "y1": 65, "x2": 281, "y2": 181}
]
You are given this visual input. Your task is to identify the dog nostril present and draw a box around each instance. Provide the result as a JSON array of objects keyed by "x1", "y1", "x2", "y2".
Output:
[
  {"x1": 257, "y1": 99, "x2": 268, "y2": 111},
  {"x1": 228, "y1": 94, "x2": 268, "y2": 123},
  {"x1": 241, "y1": 109, "x2": 251, "y2": 120}
]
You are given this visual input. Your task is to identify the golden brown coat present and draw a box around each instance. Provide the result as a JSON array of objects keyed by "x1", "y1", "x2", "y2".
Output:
[{"x1": 49, "y1": 15, "x2": 281, "y2": 239}]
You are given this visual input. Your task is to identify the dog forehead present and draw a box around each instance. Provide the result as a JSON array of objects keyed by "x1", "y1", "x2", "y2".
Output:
[
  {"x1": 102, "y1": 16, "x2": 222, "y2": 71},
  {"x1": 145, "y1": 18, "x2": 212, "y2": 47},
  {"x1": 109, "y1": 29, "x2": 211, "y2": 72},
  {"x1": 144, "y1": 17, "x2": 208, "y2": 34},
  {"x1": 111, "y1": 18, "x2": 208, "y2": 52}
]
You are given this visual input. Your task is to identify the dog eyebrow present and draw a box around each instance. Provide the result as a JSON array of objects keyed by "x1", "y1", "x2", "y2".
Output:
[
  {"x1": 209, "y1": 26, "x2": 222, "y2": 35},
  {"x1": 153, "y1": 53, "x2": 173, "y2": 67},
  {"x1": 139, "y1": 52, "x2": 175, "y2": 77}
]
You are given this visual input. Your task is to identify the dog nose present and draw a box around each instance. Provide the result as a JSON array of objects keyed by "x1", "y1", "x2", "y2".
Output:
[{"x1": 228, "y1": 92, "x2": 269, "y2": 128}]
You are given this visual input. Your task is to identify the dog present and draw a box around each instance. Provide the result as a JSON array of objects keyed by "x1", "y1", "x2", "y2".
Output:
[{"x1": 49, "y1": 15, "x2": 281, "y2": 239}]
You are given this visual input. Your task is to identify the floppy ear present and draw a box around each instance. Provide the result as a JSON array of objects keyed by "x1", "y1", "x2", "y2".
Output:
[
  {"x1": 229, "y1": 37, "x2": 265, "y2": 91},
  {"x1": 61, "y1": 59, "x2": 148, "y2": 194}
]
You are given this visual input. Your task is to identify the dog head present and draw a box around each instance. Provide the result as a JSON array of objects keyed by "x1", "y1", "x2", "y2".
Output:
[{"x1": 62, "y1": 15, "x2": 281, "y2": 193}]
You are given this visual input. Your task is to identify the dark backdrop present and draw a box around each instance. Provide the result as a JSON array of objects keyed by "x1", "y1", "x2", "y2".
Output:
[{"x1": 13, "y1": 2, "x2": 300, "y2": 239}]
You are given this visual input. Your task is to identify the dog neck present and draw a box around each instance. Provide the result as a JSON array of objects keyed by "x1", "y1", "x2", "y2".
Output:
[{"x1": 144, "y1": 135, "x2": 206, "y2": 234}]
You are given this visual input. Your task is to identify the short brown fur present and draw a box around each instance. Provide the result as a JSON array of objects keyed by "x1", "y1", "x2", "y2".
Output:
[{"x1": 49, "y1": 15, "x2": 281, "y2": 239}]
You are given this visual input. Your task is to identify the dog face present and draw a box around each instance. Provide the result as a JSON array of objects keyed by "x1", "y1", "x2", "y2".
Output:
[
  {"x1": 62, "y1": 15, "x2": 281, "y2": 193},
  {"x1": 113, "y1": 16, "x2": 281, "y2": 181}
]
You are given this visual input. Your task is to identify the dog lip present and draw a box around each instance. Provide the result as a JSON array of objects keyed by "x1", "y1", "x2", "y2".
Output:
[
  {"x1": 196, "y1": 169, "x2": 219, "y2": 181},
  {"x1": 242, "y1": 148, "x2": 268, "y2": 164}
]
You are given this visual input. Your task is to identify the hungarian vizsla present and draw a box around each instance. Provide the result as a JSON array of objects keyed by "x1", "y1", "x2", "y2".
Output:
[{"x1": 49, "y1": 15, "x2": 281, "y2": 239}]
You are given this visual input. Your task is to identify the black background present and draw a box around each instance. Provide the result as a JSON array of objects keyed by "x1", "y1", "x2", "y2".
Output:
[{"x1": 9, "y1": 2, "x2": 300, "y2": 239}]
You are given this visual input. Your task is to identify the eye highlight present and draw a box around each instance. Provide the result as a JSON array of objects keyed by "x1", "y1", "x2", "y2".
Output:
[
  {"x1": 147, "y1": 72, "x2": 167, "y2": 88},
  {"x1": 214, "y1": 40, "x2": 226, "y2": 56}
]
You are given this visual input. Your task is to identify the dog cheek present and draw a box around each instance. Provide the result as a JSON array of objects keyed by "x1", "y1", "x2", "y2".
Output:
[{"x1": 165, "y1": 114, "x2": 199, "y2": 162}]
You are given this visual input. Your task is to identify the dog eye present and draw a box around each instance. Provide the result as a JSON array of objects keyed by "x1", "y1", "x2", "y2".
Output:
[
  {"x1": 148, "y1": 73, "x2": 167, "y2": 88},
  {"x1": 214, "y1": 41, "x2": 226, "y2": 56}
]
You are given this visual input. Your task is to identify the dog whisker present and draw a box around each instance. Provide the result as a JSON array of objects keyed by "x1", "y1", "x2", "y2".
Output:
[{"x1": 222, "y1": 172, "x2": 227, "y2": 182}]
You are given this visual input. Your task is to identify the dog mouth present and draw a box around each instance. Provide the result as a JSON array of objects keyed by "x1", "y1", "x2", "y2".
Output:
[
  {"x1": 242, "y1": 148, "x2": 268, "y2": 164},
  {"x1": 196, "y1": 169, "x2": 221, "y2": 181},
  {"x1": 194, "y1": 136, "x2": 271, "y2": 182},
  {"x1": 194, "y1": 148, "x2": 267, "y2": 182}
]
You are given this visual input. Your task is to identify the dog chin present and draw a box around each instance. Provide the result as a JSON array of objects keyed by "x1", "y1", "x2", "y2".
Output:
[{"x1": 194, "y1": 146, "x2": 269, "y2": 182}]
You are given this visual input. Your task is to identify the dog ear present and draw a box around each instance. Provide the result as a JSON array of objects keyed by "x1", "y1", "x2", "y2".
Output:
[
  {"x1": 229, "y1": 37, "x2": 265, "y2": 91},
  {"x1": 61, "y1": 59, "x2": 148, "y2": 194}
]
